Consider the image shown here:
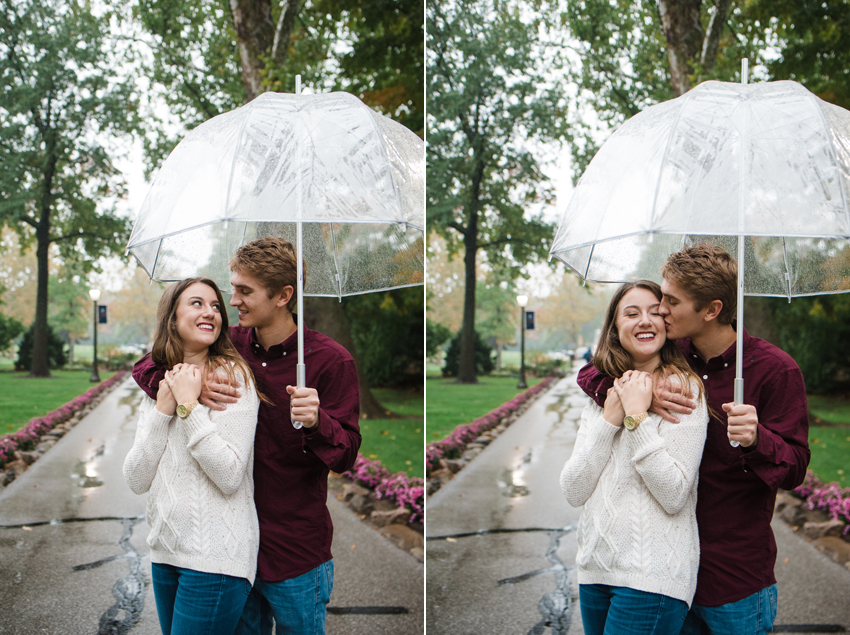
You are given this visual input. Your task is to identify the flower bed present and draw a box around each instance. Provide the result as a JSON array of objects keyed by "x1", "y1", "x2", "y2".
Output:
[
  {"x1": 426, "y1": 376, "x2": 556, "y2": 475},
  {"x1": 0, "y1": 371, "x2": 128, "y2": 469},
  {"x1": 792, "y1": 470, "x2": 850, "y2": 535},
  {"x1": 341, "y1": 454, "x2": 424, "y2": 525}
]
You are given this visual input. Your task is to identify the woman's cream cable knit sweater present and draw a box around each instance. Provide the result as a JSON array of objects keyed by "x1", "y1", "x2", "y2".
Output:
[
  {"x1": 560, "y1": 380, "x2": 708, "y2": 606},
  {"x1": 123, "y1": 368, "x2": 261, "y2": 584}
]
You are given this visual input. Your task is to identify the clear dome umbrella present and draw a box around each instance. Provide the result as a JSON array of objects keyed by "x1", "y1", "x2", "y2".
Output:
[
  {"x1": 127, "y1": 86, "x2": 424, "y2": 426},
  {"x1": 550, "y1": 61, "x2": 850, "y2": 444}
]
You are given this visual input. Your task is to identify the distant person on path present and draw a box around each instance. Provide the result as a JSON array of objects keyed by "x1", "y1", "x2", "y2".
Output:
[
  {"x1": 578, "y1": 244, "x2": 810, "y2": 635},
  {"x1": 133, "y1": 237, "x2": 361, "y2": 635},
  {"x1": 561, "y1": 280, "x2": 709, "y2": 635},
  {"x1": 123, "y1": 277, "x2": 261, "y2": 634}
]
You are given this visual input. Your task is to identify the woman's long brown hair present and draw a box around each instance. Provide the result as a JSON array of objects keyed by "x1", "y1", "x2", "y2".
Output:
[
  {"x1": 593, "y1": 280, "x2": 705, "y2": 404},
  {"x1": 150, "y1": 277, "x2": 263, "y2": 400}
]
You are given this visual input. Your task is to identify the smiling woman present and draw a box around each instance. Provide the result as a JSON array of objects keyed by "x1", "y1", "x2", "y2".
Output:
[
  {"x1": 123, "y1": 277, "x2": 261, "y2": 635},
  {"x1": 560, "y1": 280, "x2": 710, "y2": 635}
]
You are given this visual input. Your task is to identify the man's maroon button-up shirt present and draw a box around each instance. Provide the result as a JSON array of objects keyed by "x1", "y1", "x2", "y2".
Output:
[
  {"x1": 577, "y1": 327, "x2": 809, "y2": 607},
  {"x1": 133, "y1": 324, "x2": 361, "y2": 582}
]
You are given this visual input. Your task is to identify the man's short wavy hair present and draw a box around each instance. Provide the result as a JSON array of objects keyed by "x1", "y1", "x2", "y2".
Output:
[
  {"x1": 661, "y1": 243, "x2": 737, "y2": 325},
  {"x1": 230, "y1": 236, "x2": 303, "y2": 312}
]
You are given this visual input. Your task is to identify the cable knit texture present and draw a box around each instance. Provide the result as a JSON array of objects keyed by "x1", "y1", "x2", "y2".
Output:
[
  {"x1": 560, "y1": 379, "x2": 708, "y2": 606},
  {"x1": 123, "y1": 366, "x2": 261, "y2": 584}
]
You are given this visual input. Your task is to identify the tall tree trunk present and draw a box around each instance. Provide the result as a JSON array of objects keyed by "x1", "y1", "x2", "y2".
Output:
[
  {"x1": 657, "y1": 0, "x2": 704, "y2": 96},
  {"x1": 229, "y1": 0, "x2": 274, "y2": 101},
  {"x1": 304, "y1": 297, "x2": 387, "y2": 419},
  {"x1": 457, "y1": 223, "x2": 478, "y2": 383},
  {"x1": 31, "y1": 224, "x2": 51, "y2": 377}
]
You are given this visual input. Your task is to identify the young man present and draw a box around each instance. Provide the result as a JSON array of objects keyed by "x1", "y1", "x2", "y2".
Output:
[
  {"x1": 577, "y1": 244, "x2": 810, "y2": 635},
  {"x1": 133, "y1": 237, "x2": 361, "y2": 635}
]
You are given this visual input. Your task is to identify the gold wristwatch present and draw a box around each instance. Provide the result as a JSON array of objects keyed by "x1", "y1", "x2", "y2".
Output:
[
  {"x1": 176, "y1": 400, "x2": 199, "y2": 419},
  {"x1": 623, "y1": 412, "x2": 648, "y2": 431}
]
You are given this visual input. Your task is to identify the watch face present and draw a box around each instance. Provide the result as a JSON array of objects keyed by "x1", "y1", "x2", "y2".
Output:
[
  {"x1": 176, "y1": 404, "x2": 188, "y2": 418},
  {"x1": 623, "y1": 416, "x2": 636, "y2": 430}
]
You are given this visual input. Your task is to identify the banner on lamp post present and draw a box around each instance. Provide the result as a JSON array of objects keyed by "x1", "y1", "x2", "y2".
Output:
[
  {"x1": 98, "y1": 305, "x2": 107, "y2": 324},
  {"x1": 524, "y1": 310, "x2": 534, "y2": 330}
]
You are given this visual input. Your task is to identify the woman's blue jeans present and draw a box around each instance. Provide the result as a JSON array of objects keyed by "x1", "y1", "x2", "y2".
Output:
[
  {"x1": 151, "y1": 563, "x2": 252, "y2": 635},
  {"x1": 579, "y1": 583, "x2": 689, "y2": 635}
]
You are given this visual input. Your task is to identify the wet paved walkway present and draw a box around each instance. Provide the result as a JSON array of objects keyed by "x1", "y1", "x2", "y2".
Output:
[
  {"x1": 0, "y1": 378, "x2": 422, "y2": 635},
  {"x1": 425, "y1": 372, "x2": 850, "y2": 635}
]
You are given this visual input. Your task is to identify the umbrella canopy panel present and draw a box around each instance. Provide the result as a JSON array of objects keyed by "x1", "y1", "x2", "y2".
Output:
[
  {"x1": 555, "y1": 233, "x2": 850, "y2": 298},
  {"x1": 130, "y1": 220, "x2": 423, "y2": 296},
  {"x1": 551, "y1": 80, "x2": 850, "y2": 297}
]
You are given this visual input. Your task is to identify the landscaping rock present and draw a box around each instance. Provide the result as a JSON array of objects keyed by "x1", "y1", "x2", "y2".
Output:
[
  {"x1": 474, "y1": 434, "x2": 493, "y2": 446},
  {"x1": 430, "y1": 468, "x2": 453, "y2": 485},
  {"x1": 0, "y1": 471, "x2": 13, "y2": 487},
  {"x1": 4, "y1": 460, "x2": 28, "y2": 479},
  {"x1": 342, "y1": 483, "x2": 370, "y2": 502},
  {"x1": 347, "y1": 494, "x2": 374, "y2": 516},
  {"x1": 465, "y1": 442, "x2": 486, "y2": 451},
  {"x1": 40, "y1": 434, "x2": 60, "y2": 443},
  {"x1": 461, "y1": 447, "x2": 482, "y2": 461},
  {"x1": 815, "y1": 536, "x2": 850, "y2": 566},
  {"x1": 379, "y1": 524, "x2": 425, "y2": 552},
  {"x1": 35, "y1": 441, "x2": 56, "y2": 453},
  {"x1": 410, "y1": 547, "x2": 424, "y2": 562},
  {"x1": 440, "y1": 458, "x2": 465, "y2": 474},
  {"x1": 803, "y1": 519, "x2": 846, "y2": 540},
  {"x1": 371, "y1": 507, "x2": 412, "y2": 528},
  {"x1": 780, "y1": 501, "x2": 807, "y2": 527},
  {"x1": 14, "y1": 450, "x2": 37, "y2": 466}
]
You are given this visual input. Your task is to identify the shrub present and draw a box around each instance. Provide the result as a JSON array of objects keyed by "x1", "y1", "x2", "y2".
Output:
[
  {"x1": 442, "y1": 329, "x2": 494, "y2": 377},
  {"x1": 15, "y1": 323, "x2": 67, "y2": 370}
]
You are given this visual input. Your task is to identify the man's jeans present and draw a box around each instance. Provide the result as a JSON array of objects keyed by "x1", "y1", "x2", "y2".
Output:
[
  {"x1": 680, "y1": 584, "x2": 777, "y2": 635},
  {"x1": 235, "y1": 560, "x2": 334, "y2": 635},
  {"x1": 151, "y1": 563, "x2": 252, "y2": 635},
  {"x1": 579, "y1": 584, "x2": 689, "y2": 635}
]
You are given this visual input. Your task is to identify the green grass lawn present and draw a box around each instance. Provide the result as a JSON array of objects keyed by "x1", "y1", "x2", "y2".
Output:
[
  {"x1": 806, "y1": 394, "x2": 850, "y2": 486},
  {"x1": 357, "y1": 387, "x2": 424, "y2": 478},
  {"x1": 426, "y1": 375, "x2": 543, "y2": 442},
  {"x1": 0, "y1": 369, "x2": 116, "y2": 434}
]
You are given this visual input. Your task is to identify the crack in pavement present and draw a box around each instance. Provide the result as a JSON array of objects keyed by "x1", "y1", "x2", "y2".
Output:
[
  {"x1": 92, "y1": 516, "x2": 146, "y2": 635},
  {"x1": 426, "y1": 526, "x2": 571, "y2": 540},
  {"x1": 327, "y1": 606, "x2": 409, "y2": 615}
]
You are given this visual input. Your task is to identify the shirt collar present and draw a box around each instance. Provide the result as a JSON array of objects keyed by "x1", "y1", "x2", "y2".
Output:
[{"x1": 684, "y1": 320, "x2": 749, "y2": 365}]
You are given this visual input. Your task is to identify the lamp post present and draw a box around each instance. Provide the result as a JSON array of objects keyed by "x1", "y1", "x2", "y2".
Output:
[
  {"x1": 517, "y1": 294, "x2": 528, "y2": 389},
  {"x1": 89, "y1": 289, "x2": 101, "y2": 383}
]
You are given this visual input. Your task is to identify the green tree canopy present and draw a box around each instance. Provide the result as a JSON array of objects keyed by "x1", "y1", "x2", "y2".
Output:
[
  {"x1": 0, "y1": 0, "x2": 139, "y2": 376},
  {"x1": 427, "y1": 0, "x2": 568, "y2": 382}
]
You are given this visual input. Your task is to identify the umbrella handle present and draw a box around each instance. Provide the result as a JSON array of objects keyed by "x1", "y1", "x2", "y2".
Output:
[
  {"x1": 729, "y1": 378, "x2": 743, "y2": 447},
  {"x1": 291, "y1": 363, "x2": 307, "y2": 430}
]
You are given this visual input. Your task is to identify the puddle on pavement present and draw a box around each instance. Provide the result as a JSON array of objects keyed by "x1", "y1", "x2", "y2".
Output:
[
  {"x1": 72, "y1": 444, "x2": 105, "y2": 488},
  {"x1": 119, "y1": 387, "x2": 144, "y2": 430},
  {"x1": 498, "y1": 452, "x2": 534, "y2": 498},
  {"x1": 545, "y1": 391, "x2": 571, "y2": 427}
]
